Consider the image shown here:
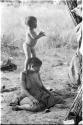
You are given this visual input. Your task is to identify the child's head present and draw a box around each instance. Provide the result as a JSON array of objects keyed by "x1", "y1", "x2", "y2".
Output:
[
  {"x1": 28, "y1": 57, "x2": 42, "y2": 72},
  {"x1": 25, "y1": 16, "x2": 37, "y2": 29}
]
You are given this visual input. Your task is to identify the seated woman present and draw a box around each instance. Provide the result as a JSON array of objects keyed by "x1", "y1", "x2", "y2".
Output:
[{"x1": 10, "y1": 57, "x2": 64, "y2": 112}]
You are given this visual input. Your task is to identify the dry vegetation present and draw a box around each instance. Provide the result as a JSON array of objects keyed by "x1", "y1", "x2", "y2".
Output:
[{"x1": 1, "y1": 1, "x2": 78, "y2": 124}]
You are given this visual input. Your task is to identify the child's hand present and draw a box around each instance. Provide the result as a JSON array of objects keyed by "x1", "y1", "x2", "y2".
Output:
[{"x1": 39, "y1": 31, "x2": 45, "y2": 37}]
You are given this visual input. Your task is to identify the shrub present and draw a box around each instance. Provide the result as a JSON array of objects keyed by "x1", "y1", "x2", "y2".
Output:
[{"x1": 1, "y1": 33, "x2": 19, "y2": 57}]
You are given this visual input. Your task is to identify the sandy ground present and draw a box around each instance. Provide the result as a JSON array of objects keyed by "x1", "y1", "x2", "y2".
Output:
[{"x1": 1, "y1": 47, "x2": 77, "y2": 124}]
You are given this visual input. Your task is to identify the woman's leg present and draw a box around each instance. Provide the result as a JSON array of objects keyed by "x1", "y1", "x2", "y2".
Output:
[
  {"x1": 12, "y1": 102, "x2": 46, "y2": 112},
  {"x1": 10, "y1": 92, "x2": 27, "y2": 106}
]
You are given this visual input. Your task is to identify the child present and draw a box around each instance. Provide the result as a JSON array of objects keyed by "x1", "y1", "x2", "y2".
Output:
[
  {"x1": 23, "y1": 16, "x2": 45, "y2": 70},
  {"x1": 10, "y1": 57, "x2": 64, "y2": 112}
]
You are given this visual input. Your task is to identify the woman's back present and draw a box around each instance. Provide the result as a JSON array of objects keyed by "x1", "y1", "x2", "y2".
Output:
[{"x1": 24, "y1": 70, "x2": 49, "y2": 101}]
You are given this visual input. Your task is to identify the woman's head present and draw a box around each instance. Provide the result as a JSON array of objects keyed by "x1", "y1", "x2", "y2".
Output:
[
  {"x1": 28, "y1": 57, "x2": 42, "y2": 71},
  {"x1": 25, "y1": 16, "x2": 37, "y2": 29}
]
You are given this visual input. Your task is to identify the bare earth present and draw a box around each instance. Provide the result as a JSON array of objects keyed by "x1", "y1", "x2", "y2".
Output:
[{"x1": 1, "y1": 47, "x2": 77, "y2": 124}]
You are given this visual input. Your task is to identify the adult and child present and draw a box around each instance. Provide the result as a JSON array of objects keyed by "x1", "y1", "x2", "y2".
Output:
[
  {"x1": 10, "y1": 1, "x2": 82, "y2": 123},
  {"x1": 10, "y1": 16, "x2": 64, "y2": 111},
  {"x1": 10, "y1": 57, "x2": 64, "y2": 112}
]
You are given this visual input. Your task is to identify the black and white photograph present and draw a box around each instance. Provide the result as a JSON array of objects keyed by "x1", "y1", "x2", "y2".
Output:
[{"x1": 0, "y1": 0, "x2": 82, "y2": 124}]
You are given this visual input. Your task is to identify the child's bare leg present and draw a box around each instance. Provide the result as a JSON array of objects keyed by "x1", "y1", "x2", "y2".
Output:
[
  {"x1": 24, "y1": 58, "x2": 29, "y2": 71},
  {"x1": 31, "y1": 48, "x2": 36, "y2": 57},
  {"x1": 23, "y1": 43, "x2": 31, "y2": 70}
]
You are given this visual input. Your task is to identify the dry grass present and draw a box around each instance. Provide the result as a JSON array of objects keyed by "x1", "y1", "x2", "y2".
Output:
[{"x1": 1, "y1": 2, "x2": 77, "y2": 56}]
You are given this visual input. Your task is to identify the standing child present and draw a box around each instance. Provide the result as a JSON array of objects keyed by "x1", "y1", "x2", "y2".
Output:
[{"x1": 23, "y1": 16, "x2": 45, "y2": 70}]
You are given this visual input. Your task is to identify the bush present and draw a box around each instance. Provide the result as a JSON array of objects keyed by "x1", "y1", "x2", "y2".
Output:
[
  {"x1": 1, "y1": 33, "x2": 19, "y2": 58},
  {"x1": 35, "y1": 28, "x2": 77, "y2": 54}
]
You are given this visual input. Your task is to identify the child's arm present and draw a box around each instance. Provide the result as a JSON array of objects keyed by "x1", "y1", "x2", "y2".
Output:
[{"x1": 28, "y1": 31, "x2": 45, "y2": 41}]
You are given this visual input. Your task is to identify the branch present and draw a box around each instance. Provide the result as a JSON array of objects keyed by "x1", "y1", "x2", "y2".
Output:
[{"x1": 65, "y1": 0, "x2": 77, "y2": 26}]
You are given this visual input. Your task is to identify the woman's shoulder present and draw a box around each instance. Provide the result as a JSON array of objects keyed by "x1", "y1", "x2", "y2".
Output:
[
  {"x1": 21, "y1": 70, "x2": 36, "y2": 75},
  {"x1": 28, "y1": 70, "x2": 38, "y2": 75}
]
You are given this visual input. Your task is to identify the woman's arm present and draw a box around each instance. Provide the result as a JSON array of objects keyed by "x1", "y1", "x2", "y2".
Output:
[
  {"x1": 42, "y1": 85, "x2": 51, "y2": 95},
  {"x1": 21, "y1": 71, "x2": 27, "y2": 90},
  {"x1": 38, "y1": 73, "x2": 51, "y2": 95}
]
